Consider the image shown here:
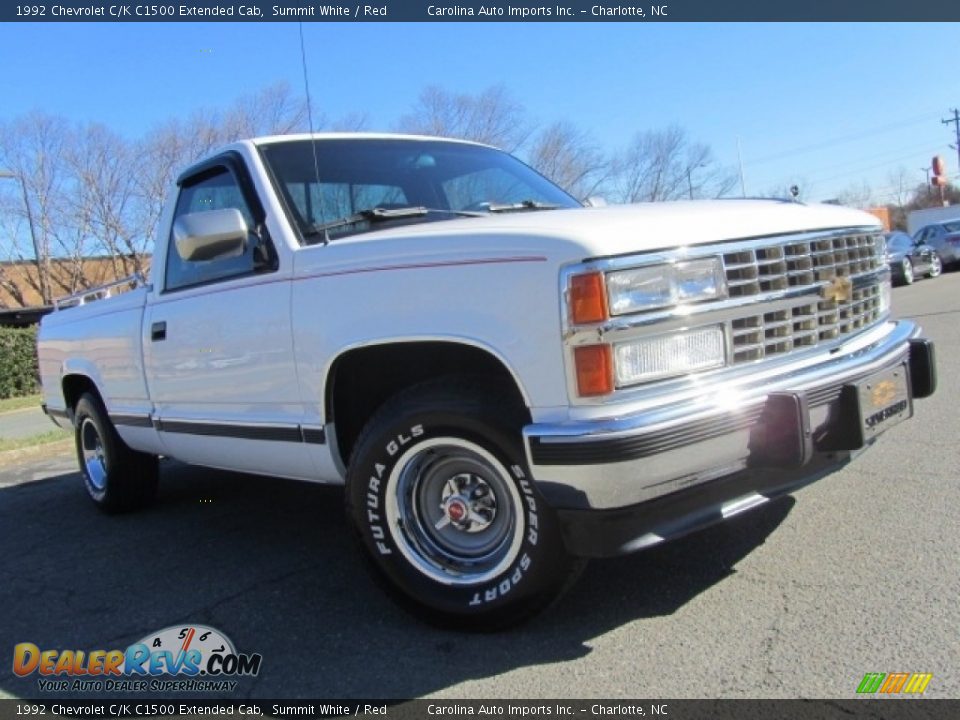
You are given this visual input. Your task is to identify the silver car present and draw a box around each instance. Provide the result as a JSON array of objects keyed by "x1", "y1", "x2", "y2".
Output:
[{"x1": 913, "y1": 219, "x2": 960, "y2": 269}]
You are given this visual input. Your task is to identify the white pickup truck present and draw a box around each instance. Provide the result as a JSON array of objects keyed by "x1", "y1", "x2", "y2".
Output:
[{"x1": 38, "y1": 133, "x2": 936, "y2": 628}]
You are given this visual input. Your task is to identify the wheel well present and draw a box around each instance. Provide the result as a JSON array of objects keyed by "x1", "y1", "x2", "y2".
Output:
[
  {"x1": 62, "y1": 374, "x2": 99, "y2": 414},
  {"x1": 327, "y1": 342, "x2": 528, "y2": 466}
]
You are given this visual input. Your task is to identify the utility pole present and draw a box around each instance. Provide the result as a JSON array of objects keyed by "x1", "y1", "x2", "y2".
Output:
[
  {"x1": 943, "y1": 108, "x2": 960, "y2": 176},
  {"x1": 922, "y1": 166, "x2": 932, "y2": 200}
]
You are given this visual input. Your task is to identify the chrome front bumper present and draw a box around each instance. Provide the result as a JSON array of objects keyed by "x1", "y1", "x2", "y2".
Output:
[{"x1": 524, "y1": 320, "x2": 932, "y2": 515}]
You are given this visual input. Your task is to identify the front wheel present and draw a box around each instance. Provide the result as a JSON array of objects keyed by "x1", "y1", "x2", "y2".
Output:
[
  {"x1": 900, "y1": 258, "x2": 915, "y2": 285},
  {"x1": 927, "y1": 254, "x2": 943, "y2": 278},
  {"x1": 74, "y1": 392, "x2": 158, "y2": 513},
  {"x1": 345, "y1": 378, "x2": 581, "y2": 630}
]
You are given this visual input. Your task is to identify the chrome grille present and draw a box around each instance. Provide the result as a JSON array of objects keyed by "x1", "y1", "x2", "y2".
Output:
[
  {"x1": 724, "y1": 232, "x2": 885, "y2": 364},
  {"x1": 723, "y1": 233, "x2": 881, "y2": 298}
]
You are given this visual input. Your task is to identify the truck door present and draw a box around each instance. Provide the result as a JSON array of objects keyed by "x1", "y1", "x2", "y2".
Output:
[{"x1": 143, "y1": 154, "x2": 317, "y2": 481}]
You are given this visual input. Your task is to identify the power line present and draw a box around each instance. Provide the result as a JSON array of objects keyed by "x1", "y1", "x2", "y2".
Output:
[
  {"x1": 745, "y1": 110, "x2": 943, "y2": 166},
  {"x1": 816, "y1": 140, "x2": 936, "y2": 176}
]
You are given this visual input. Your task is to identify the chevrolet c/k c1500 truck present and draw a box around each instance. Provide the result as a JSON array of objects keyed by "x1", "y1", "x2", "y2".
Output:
[{"x1": 37, "y1": 134, "x2": 937, "y2": 628}]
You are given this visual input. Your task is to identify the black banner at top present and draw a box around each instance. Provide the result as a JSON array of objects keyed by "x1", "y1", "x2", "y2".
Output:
[{"x1": 3, "y1": 0, "x2": 960, "y2": 22}]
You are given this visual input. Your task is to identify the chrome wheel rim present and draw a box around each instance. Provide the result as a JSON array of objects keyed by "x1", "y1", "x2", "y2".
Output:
[
  {"x1": 385, "y1": 437, "x2": 524, "y2": 586},
  {"x1": 931, "y1": 256, "x2": 942, "y2": 276},
  {"x1": 903, "y1": 259, "x2": 913, "y2": 283},
  {"x1": 80, "y1": 418, "x2": 107, "y2": 491}
]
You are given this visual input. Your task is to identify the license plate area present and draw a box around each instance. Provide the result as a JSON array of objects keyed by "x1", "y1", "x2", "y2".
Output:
[
  {"x1": 824, "y1": 363, "x2": 912, "y2": 450},
  {"x1": 857, "y1": 364, "x2": 912, "y2": 439}
]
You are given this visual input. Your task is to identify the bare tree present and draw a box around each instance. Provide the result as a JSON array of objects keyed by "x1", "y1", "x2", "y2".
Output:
[
  {"x1": 834, "y1": 181, "x2": 875, "y2": 209},
  {"x1": 398, "y1": 85, "x2": 530, "y2": 152},
  {"x1": 0, "y1": 85, "x2": 313, "y2": 307},
  {"x1": 527, "y1": 122, "x2": 609, "y2": 201},
  {"x1": 327, "y1": 111, "x2": 370, "y2": 132},
  {"x1": 886, "y1": 167, "x2": 914, "y2": 210},
  {"x1": 0, "y1": 112, "x2": 72, "y2": 304},
  {"x1": 222, "y1": 82, "x2": 309, "y2": 139},
  {"x1": 64, "y1": 123, "x2": 146, "y2": 280},
  {"x1": 610, "y1": 125, "x2": 736, "y2": 203}
]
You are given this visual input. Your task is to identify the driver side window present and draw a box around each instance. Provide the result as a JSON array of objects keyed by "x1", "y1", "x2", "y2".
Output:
[{"x1": 165, "y1": 167, "x2": 259, "y2": 292}]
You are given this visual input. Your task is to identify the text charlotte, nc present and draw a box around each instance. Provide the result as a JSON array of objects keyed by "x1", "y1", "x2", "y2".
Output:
[{"x1": 427, "y1": 4, "x2": 662, "y2": 16}]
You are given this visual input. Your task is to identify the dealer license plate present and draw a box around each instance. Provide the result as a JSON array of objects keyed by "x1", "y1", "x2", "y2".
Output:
[{"x1": 856, "y1": 364, "x2": 912, "y2": 439}]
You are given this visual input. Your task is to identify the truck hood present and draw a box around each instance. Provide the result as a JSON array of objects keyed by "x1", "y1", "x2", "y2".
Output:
[{"x1": 336, "y1": 199, "x2": 881, "y2": 259}]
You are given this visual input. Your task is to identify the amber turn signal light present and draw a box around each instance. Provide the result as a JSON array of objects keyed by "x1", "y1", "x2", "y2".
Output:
[
  {"x1": 570, "y1": 272, "x2": 607, "y2": 324},
  {"x1": 574, "y1": 344, "x2": 614, "y2": 397}
]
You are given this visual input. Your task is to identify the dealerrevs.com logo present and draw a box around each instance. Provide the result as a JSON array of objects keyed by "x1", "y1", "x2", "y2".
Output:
[{"x1": 13, "y1": 625, "x2": 262, "y2": 693}]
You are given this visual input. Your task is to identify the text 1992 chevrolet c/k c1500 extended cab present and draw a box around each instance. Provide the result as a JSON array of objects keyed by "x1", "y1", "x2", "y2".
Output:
[{"x1": 38, "y1": 134, "x2": 937, "y2": 628}]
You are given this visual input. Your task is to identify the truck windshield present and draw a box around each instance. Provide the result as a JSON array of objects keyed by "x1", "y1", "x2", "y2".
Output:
[{"x1": 259, "y1": 138, "x2": 581, "y2": 243}]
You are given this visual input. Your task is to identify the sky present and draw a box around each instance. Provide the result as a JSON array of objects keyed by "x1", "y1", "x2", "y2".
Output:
[{"x1": 1, "y1": 21, "x2": 957, "y2": 203}]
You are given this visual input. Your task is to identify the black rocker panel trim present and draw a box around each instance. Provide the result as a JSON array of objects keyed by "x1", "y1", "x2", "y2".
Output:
[
  {"x1": 110, "y1": 414, "x2": 153, "y2": 428},
  {"x1": 116, "y1": 416, "x2": 326, "y2": 444}
]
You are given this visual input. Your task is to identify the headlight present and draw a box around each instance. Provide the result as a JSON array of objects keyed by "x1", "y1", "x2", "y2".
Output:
[
  {"x1": 614, "y1": 325, "x2": 726, "y2": 385},
  {"x1": 607, "y1": 258, "x2": 726, "y2": 315}
]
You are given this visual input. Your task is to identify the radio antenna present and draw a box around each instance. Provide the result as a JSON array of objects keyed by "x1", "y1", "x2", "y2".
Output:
[{"x1": 298, "y1": 22, "x2": 329, "y2": 244}]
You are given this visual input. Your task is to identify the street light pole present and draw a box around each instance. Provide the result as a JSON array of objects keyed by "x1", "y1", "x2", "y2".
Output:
[{"x1": 0, "y1": 170, "x2": 50, "y2": 305}]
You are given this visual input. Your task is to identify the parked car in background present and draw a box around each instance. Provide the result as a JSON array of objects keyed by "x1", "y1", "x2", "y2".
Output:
[
  {"x1": 913, "y1": 219, "x2": 960, "y2": 270},
  {"x1": 885, "y1": 231, "x2": 943, "y2": 285},
  {"x1": 905, "y1": 205, "x2": 960, "y2": 235}
]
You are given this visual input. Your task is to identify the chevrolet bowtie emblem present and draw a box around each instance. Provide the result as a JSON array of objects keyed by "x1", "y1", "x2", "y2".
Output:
[
  {"x1": 871, "y1": 380, "x2": 897, "y2": 408},
  {"x1": 821, "y1": 275, "x2": 853, "y2": 304}
]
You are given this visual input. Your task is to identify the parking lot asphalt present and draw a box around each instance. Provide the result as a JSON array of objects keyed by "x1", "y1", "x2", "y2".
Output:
[{"x1": 0, "y1": 272, "x2": 957, "y2": 701}]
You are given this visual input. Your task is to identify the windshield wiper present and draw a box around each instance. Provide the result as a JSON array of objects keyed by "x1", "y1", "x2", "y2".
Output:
[
  {"x1": 304, "y1": 206, "x2": 485, "y2": 242},
  {"x1": 486, "y1": 200, "x2": 561, "y2": 213}
]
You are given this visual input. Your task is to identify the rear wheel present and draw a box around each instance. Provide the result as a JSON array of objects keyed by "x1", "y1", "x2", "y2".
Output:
[
  {"x1": 345, "y1": 378, "x2": 582, "y2": 630},
  {"x1": 74, "y1": 392, "x2": 158, "y2": 513}
]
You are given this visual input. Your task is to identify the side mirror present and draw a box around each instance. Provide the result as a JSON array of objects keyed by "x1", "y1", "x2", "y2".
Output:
[{"x1": 173, "y1": 208, "x2": 248, "y2": 262}]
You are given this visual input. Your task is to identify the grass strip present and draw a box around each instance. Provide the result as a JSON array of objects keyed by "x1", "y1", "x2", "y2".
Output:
[
  {"x1": 0, "y1": 394, "x2": 43, "y2": 414},
  {"x1": 0, "y1": 429, "x2": 70, "y2": 453}
]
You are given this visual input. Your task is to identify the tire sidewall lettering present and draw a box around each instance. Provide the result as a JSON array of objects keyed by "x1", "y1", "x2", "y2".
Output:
[{"x1": 359, "y1": 422, "x2": 542, "y2": 609}]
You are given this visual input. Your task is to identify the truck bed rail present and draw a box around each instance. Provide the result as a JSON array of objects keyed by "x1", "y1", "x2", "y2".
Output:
[{"x1": 53, "y1": 274, "x2": 145, "y2": 310}]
